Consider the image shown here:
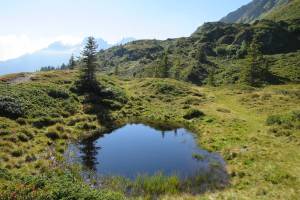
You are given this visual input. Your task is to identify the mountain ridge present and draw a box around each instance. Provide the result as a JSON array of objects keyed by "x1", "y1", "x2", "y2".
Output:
[
  {"x1": 220, "y1": 0, "x2": 290, "y2": 23},
  {"x1": 94, "y1": 18, "x2": 300, "y2": 84}
]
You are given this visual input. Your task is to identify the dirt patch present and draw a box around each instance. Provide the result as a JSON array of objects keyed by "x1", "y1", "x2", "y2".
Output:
[{"x1": 0, "y1": 73, "x2": 34, "y2": 84}]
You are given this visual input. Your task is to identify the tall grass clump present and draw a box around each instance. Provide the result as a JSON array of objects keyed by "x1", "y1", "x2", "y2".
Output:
[{"x1": 133, "y1": 173, "x2": 180, "y2": 196}]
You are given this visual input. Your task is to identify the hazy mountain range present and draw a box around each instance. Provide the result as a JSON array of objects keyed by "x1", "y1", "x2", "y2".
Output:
[{"x1": 0, "y1": 37, "x2": 135, "y2": 75}]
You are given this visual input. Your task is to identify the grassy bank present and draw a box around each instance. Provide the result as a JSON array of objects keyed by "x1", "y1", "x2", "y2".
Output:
[{"x1": 0, "y1": 70, "x2": 299, "y2": 199}]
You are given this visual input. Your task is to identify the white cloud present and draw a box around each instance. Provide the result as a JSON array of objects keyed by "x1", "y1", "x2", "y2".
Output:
[{"x1": 0, "y1": 35, "x2": 82, "y2": 61}]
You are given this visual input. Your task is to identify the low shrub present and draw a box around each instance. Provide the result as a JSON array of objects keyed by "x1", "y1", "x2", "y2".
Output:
[
  {"x1": 67, "y1": 117, "x2": 84, "y2": 126},
  {"x1": 25, "y1": 154, "x2": 37, "y2": 162},
  {"x1": 292, "y1": 110, "x2": 300, "y2": 121},
  {"x1": 22, "y1": 130, "x2": 34, "y2": 139},
  {"x1": 80, "y1": 122, "x2": 97, "y2": 130},
  {"x1": 145, "y1": 81, "x2": 187, "y2": 96},
  {"x1": 266, "y1": 115, "x2": 283, "y2": 125},
  {"x1": 11, "y1": 149, "x2": 23, "y2": 157},
  {"x1": 46, "y1": 128, "x2": 60, "y2": 140},
  {"x1": 183, "y1": 109, "x2": 205, "y2": 120},
  {"x1": 47, "y1": 88, "x2": 69, "y2": 99},
  {"x1": 266, "y1": 111, "x2": 300, "y2": 126},
  {"x1": 16, "y1": 118, "x2": 27, "y2": 125},
  {"x1": 0, "y1": 168, "x2": 11, "y2": 180},
  {"x1": 261, "y1": 93, "x2": 272, "y2": 100},
  {"x1": 215, "y1": 46, "x2": 227, "y2": 57},
  {"x1": 17, "y1": 133, "x2": 29, "y2": 142},
  {"x1": 7, "y1": 136, "x2": 18, "y2": 143},
  {"x1": 0, "y1": 96, "x2": 25, "y2": 119},
  {"x1": 184, "y1": 97, "x2": 202, "y2": 105},
  {"x1": 268, "y1": 127, "x2": 292, "y2": 137},
  {"x1": 55, "y1": 124, "x2": 65, "y2": 132},
  {"x1": 62, "y1": 100, "x2": 79, "y2": 115},
  {"x1": 264, "y1": 166, "x2": 294, "y2": 185},
  {"x1": 0, "y1": 130, "x2": 11, "y2": 136},
  {"x1": 0, "y1": 171, "x2": 125, "y2": 200},
  {"x1": 102, "y1": 99, "x2": 123, "y2": 110}
]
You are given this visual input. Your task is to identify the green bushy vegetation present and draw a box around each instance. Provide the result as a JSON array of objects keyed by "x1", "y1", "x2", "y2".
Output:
[
  {"x1": 0, "y1": 96, "x2": 25, "y2": 119},
  {"x1": 47, "y1": 88, "x2": 70, "y2": 99},
  {"x1": 0, "y1": 168, "x2": 125, "y2": 200},
  {"x1": 0, "y1": 71, "x2": 299, "y2": 199},
  {"x1": 266, "y1": 110, "x2": 300, "y2": 126},
  {"x1": 266, "y1": 110, "x2": 300, "y2": 138},
  {"x1": 183, "y1": 109, "x2": 205, "y2": 120},
  {"x1": 94, "y1": 19, "x2": 299, "y2": 87}
]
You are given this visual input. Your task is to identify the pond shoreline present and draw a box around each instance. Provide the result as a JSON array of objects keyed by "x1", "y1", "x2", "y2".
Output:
[{"x1": 64, "y1": 122, "x2": 229, "y2": 195}]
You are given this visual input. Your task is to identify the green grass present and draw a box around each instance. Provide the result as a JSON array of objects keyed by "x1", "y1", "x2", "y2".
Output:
[
  {"x1": 0, "y1": 70, "x2": 299, "y2": 199},
  {"x1": 265, "y1": 0, "x2": 300, "y2": 21}
]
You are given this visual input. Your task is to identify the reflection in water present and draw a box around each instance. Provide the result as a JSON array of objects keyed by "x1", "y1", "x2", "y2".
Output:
[
  {"x1": 161, "y1": 131, "x2": 165, "y2": 139},
  {"x1": 66, "y1": 123, "x2": 228, "y2": 186},
  {"x1": 79, "y1": 139, "x2": 99, "y2": 171}
]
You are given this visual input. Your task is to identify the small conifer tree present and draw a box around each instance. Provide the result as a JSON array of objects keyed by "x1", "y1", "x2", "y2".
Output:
[
  {"x1": 79, "y1": 36, "x2": 99, "y2": 91},
  {"x1": 68, "y1": 54, "x2": 76, "y2": 69}
]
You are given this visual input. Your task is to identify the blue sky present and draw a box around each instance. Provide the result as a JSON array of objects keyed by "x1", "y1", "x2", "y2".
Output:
[{"x1": 0, "y1": 0, "x2": 251, "y2": 60}]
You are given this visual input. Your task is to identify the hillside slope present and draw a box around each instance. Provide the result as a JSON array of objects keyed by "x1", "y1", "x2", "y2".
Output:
[
  {"x1": 95, "y1": 19, "x2": 300, "y2": 84},
  {"x1": 220, "y1": 0, "x2": 290, "y2": 23},
  {"x1": 264, "y1": 0, "x2": 300, "y2": 21}
]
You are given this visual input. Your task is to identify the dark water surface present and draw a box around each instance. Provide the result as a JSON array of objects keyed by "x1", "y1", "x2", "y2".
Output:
[{"x1": 66, "y1": 123, "x2": 227, "y2": 180}]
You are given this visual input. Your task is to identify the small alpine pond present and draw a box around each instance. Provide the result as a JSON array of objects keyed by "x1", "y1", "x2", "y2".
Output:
[{"x1": 65, "y1": 123, "x2": 228, "y2": 182}]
